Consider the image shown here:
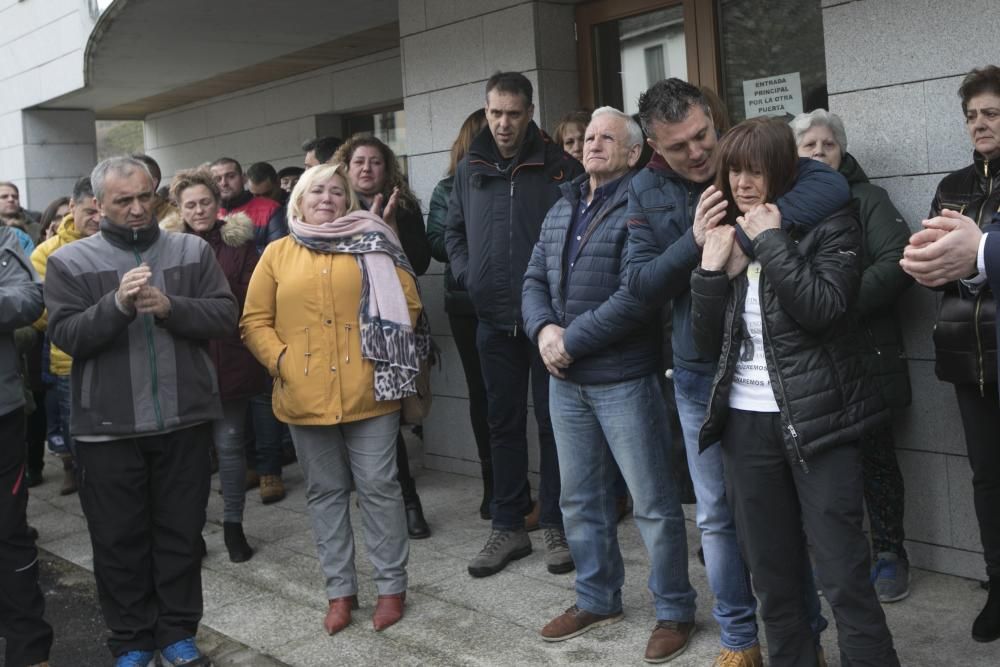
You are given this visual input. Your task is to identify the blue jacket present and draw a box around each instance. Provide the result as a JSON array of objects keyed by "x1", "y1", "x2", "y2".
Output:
[
  {"x1": 444, "y1": 122, "x2": 583, "y2": 329},
  {"x1": 522, "y1": 171, "x2": 659, "y2": 384},
  {"x1": 625, "y1": 154, "x2": 851, "y2": 375}
]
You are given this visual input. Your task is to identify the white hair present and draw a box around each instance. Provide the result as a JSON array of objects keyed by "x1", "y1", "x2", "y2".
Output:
[
  {"x1": 591, "y1": 106, "x2": 644, "y2": 148},
  {"x1": 789, "y1": 109, "x2": 848, "y2": 154}
]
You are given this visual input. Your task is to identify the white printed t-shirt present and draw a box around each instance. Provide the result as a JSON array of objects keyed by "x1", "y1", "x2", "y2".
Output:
[{"x1": 729, "y1": 261, "x2": 780, "y2": 412}]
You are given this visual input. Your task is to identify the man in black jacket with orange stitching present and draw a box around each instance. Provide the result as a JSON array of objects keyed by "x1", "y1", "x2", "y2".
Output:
[{"x1": 445, "y1": 71, "x2": 583, "y2": 578}]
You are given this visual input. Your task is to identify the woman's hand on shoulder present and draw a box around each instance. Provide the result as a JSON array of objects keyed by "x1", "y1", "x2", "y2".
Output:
[
  {"x1": 738, "y1": 203, "x2": 781, "y2": 240},
  {"x1": 701, "y1": 225, "x2": 736, "y2": 271}
]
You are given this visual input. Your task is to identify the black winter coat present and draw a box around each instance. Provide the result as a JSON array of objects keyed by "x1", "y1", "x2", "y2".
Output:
[
  {"x1": 444, "y1": 122, "x2": 584, "y2": 329},
  {"x1": 929, "y1": 151, "x2": 1000, "y2": 389},
  {"x1": 692, "y1": 207, "x2": 888, "y2": 468},
  {"x1": 521, "y1": 171, "x2": 659, "y2": 384}
]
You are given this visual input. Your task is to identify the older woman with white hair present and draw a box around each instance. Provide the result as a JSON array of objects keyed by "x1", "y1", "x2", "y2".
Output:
[
  {"x1": 790, "y1": 109, "x2": 914, "y2": 603},
  {"x1": 241, "y1": 162, "x2": 428, "y2": 635}
]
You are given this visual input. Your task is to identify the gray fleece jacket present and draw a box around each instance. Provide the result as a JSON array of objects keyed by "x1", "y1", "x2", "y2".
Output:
[{"x1": 0, "y1": 227, "x2": 44, "y2": 417}]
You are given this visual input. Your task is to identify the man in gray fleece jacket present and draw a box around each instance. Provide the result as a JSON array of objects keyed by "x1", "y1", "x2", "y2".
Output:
[
  {"x1": 44, "y1": 157, "x2": 237, "y2": 667},
  {"x1": 0, "y1": 225, "x2": 51, "y2": 667}
]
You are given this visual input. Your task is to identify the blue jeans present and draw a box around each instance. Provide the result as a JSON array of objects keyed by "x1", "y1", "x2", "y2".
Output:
[
  {"x1": 673, "y1": 366, "x2": 827, "y2": 648},
  {"x1": 476, "y1": 322, "x2": 561, "y2": 531},
  {"x1": 550, "y1": 374, "x2": 695, "y2": 621},
  {"x1": 249, "y1": 388, "x2": 284, "y2": 476},
  {"x1": 212, "y1": 400, "x2": 249, "y2": 523},
  {"x1": 45, "y1": 376, "x2": 74, "y2": 458},
  {"x1": 673, "y1": 366, "x2": 759, "y2": 649}
]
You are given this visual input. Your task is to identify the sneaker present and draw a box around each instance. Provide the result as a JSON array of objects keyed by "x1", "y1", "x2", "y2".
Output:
[
  {"x1": 871, "y1": 552, "x2": 909, "y2": 603},
  {"x1": 159, "y1": 637, "x2": 211, "y2": 666},
  {"x1": 644, "y1": 620, "x2": 696, "y2": 663},
  {"x1": 114, "y1": 650, "x2": 155, "y2": 667},
  {"x1": 543, "y1": 528, "x2": 575, "y2": 574},
  {"x1": 259, "y1": 474, "x2": 285, "y2": 504},
  {"x1": 540, "y1": 604, "x2": 623, "y2": 642},
  {"x1": 713, "y1": 644, "x2": 763, "y2": 667},
  {"x1": 468, "y1": 528, "x2": 532, "y2": 578}
]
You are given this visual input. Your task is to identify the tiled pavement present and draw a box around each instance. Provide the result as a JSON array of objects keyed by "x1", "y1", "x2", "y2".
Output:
[{"x1": 25, "y1": 451, "x2": 1000, "y2": 666}]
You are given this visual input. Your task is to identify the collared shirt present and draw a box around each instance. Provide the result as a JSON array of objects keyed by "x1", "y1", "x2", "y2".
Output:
[{"x1": 563, "y1": 175, "x2": 624, "y2": 287}]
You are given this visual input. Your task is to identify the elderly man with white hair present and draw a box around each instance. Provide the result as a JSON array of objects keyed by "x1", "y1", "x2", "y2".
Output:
[
  {"x1": 521, "y1": 107, "x2": 696, "y2": 663},
  {"x1": 791, "y1": 108, "x2": 915, "y2": 604}
]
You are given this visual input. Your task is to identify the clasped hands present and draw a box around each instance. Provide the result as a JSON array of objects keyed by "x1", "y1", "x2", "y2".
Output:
[
  {"x1": 537, "y1": 324, "x2": 573, "y2": 378},
  {"x1": 696, "y1": 186, "x2": 780, "y2": 277},
  {"x1": 900, "y1": 209, "x2": 982, "y2": 287},
  {"x1": 117, "y1": 263, "x2": 171, "y2": 319}
]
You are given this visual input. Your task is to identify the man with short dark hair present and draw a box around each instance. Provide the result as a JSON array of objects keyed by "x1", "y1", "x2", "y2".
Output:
[
  {"x1": 210, "y1": 157, "x2": 287, "y2": 253},
  {"x1": 0, "y1": 223, "x2": 50, "y2": 667},
  {"x1": 522, "y1": 107, "x2": 697, "y2": 662},
  {"x1": 302, "y1": 136, "x2": 343, "y2": 168},
  {"x1": 129, "y1": 153, "x2": 181, "y2": 231},
  {"x1": 446, "y1": 71, "x2": 584, "y2": 578},
  {"x1": 0, "y1": 181, "x2": 42, "y2": 245},
  {"x1": 45, "y1": 156, "x2": 237, "y2": 667},
  {"x1": 31, "y1": 177, "x2": 103, "y2": 496},
  {"x1": 246, "y1": 162, "x2": 286, "y2": 203},
  {"x1": 626, "y1": 77, "x2": 850, "y2": 665}
]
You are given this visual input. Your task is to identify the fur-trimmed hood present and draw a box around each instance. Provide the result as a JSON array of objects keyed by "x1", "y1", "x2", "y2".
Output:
[{"x1": 220, "y1": 212, "x2": 254, "y2": 248}]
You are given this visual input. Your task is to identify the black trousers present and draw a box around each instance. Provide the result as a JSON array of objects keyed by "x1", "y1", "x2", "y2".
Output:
[
  {"x1": 722, "y1": 409, "x2": 898, "y2": 667},
  {"x1": 860, "y1": 422, "x2": 907, "y2": 560},
  {"x1": 77, "y1": 423, "x2": 212, "y2": 657},
  {"x1": 26, "y1": 389, "x2": 47, "y2": 475},
  {"x1": 447, "y1": 311, "x2": 492, "y2": 466},
  {"x1": 954, "y1": 382, "x2": 1000, "y2": 578},
  {"x1": 0, "y1": 407, "x2": 53, "y2": 666}
]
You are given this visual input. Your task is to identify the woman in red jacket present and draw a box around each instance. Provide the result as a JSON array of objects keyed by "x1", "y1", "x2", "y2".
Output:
[{"x1": 171, "y1": 169, "x2": 265, "y2": 563}]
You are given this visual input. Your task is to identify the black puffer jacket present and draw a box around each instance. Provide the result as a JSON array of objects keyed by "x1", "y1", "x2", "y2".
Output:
[
  {"x1": 929, "y1": 151, "x2": 1000, "y2": 389},
  {"x1": 691, "y1": 207, "x2": 888, "y2": 468},
  {"x1": 444, "y1": 122, "x2": 583, "y2": 329}
]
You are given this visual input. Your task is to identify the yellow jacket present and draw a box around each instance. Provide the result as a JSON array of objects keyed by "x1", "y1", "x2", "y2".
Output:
[
  {"x1": 241, "y1": 236, "x2": 422, "y2": 425},
  {"x1": 31, "y1": 215, "x2": 83, "y2": 376}
]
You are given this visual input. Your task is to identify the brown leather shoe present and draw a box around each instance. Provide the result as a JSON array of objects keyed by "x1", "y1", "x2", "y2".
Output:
[
  {"x1": 524, "y1": 501, "x2": 541, "y2": 532},
  {"x1": 540, "y1": 604, "x2": 623, "y2": 642},
  {"x1": 323, "y1": 595, "x2": 359, "y2": 635},
  {"x1": 245, "y1": 468, "x2": 260, "y2": 490},
  {"x1": 644, "y1": 620, "x2": 696, "y2": 663},
  {"x1": 259, "y1": 474, "x2": 286, "y2": 504},
  {"x1": 372, "y1": 592, "x2": 405, "y2": 631}
]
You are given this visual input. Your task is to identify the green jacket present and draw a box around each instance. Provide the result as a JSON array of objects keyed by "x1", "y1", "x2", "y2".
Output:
[
  {"x1": 426, "y1": 176, "x2": 475, "y2": 316},
  {"x1": 840, "y1": 153, "x2": 913, "y2": 409}
]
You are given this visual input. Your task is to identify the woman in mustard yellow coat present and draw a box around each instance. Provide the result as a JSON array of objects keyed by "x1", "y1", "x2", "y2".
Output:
[{"x1": 241, "y1": 162, "x2": 426, "y2": 636}]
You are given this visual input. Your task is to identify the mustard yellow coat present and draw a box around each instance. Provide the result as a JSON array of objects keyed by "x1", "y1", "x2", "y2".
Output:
[
  {"x1": 31, "y1": 215, "x2": 84, "y2": 376},
  {"x1": 240, "y1": 236, "x2": 422, "y2": 425}
]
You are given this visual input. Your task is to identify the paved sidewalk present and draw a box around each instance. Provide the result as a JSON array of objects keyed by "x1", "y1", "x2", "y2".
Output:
[{"x1": 25, "y1": 452, "x2": 999, "y2": 666}]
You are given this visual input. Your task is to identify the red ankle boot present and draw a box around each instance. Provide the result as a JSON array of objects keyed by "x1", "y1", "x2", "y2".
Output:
[
  {"x1": 324, "y1": 595, "x2": 359, "y2": 635},
  {"x1": 372, "y1": 592, "x2": 406, "y2": 631}
]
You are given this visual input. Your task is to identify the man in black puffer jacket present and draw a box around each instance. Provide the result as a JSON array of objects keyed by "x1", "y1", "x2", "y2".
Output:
[
  {"x1": 522, "y1": 108, "x2": 696, "y2": 662},
  {"x1": 446, "y1": 71, "x2": 583, "y2": 579}
]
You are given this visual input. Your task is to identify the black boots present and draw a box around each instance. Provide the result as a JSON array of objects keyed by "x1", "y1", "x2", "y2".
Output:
[
  {"x1": 223, "y1": 522, "x2": 254, "y2": 563},
  {"x1": 405, "y1": 495, "x2": 430, "y2": 540},
  {"x1": 973, "y1": 576, "x2": 1000, "y2": 642},
  {"x1": 480, "y1": 461, "x2": 493, "y2": 520}
]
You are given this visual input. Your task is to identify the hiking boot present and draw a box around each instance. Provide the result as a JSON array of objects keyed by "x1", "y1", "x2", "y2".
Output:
[
  {"x1": 871, "y1": 552, "x2": 909, "y2": 603},
  {"x1": 115, "y1": 650, "x2": 155, "y2": 667},
  {"x1": 159, "y1": 637, "x2": 211, "y2": 665},
  {"x1": 540, "y1": 604, "x2": 623, "y2": 642},
  {"x1": 59, "y1": 454, "x2": 77, "y2": 496},
  {"x1": 259, "y1": 474, "x2": 284, "y2": 504},
  {"x1": 468, "y1": 528, "x2": 532, "y2": 577},
  {"x1": 543, "y1": 527, "x2": 574, "y2": 574},
  {"x1": 713, "y1": 644, "x2": 763, "y2": 667},
  {"x1": 644, "y1": 620, "x2": 696, "y2": 663},
  {"x1": 973, "y1": 576, "x2": 1000, "y2": 642}
]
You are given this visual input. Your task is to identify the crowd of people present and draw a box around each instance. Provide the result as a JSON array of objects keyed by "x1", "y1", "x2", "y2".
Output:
[{"x1": 1, "y1": 64, "x2": 1000, "y2": 667}]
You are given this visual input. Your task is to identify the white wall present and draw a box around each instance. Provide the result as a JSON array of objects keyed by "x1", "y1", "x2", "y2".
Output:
[
  {"x1": 0, "y1": 0, "x2": 96, "y2": 205},
  {"x1": 144, "y1": 50, "x2": 404, "y2": 180}
]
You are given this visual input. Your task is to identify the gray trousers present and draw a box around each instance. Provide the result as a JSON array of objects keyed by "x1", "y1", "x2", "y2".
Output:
[
  {"x1": 211, "y1": 399, "x2": 249, "y2": 523},
  {"x1": 288, "y1": 412, "x2": 408, "y2": 599}
]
